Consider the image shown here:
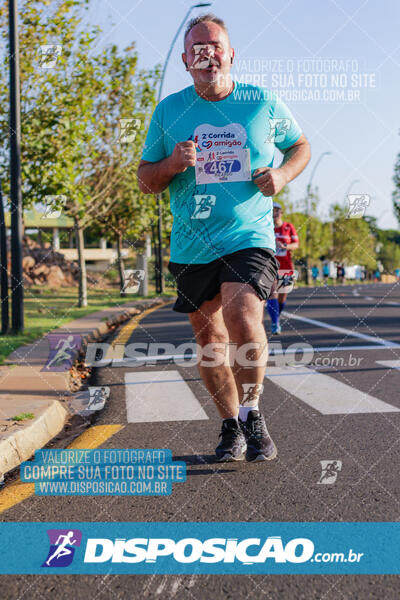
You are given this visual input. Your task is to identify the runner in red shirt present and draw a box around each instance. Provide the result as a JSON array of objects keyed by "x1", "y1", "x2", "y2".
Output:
[{"x1": 267, "y1": 202, "x2": 299, "y2": 334}]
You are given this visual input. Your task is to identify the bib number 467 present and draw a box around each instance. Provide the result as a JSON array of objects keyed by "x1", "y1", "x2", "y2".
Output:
[{"x1": 204, "y1": 160, "x2": 240, "y2": 175}]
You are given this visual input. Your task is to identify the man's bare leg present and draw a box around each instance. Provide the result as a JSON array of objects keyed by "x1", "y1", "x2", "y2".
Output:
[
  {"x1": 220, "y1": 283, "x2": 268, "y2": 408},
  {"x1": 221, "y1": 282, "x2": 277, "y2": 461},
  {"x1": 188, "y1": 292, "x2": 239, "y2": 419}
]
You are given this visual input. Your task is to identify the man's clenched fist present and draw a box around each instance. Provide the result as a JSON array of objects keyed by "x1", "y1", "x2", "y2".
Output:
[
  {"x1": 252, "y1": 167, "x2": 288, "y2": 197},
  {"x1": 169, "y1": 141, "x2": 197, "y2": 174}
]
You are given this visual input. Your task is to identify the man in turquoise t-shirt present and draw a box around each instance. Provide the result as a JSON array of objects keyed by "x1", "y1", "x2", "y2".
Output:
[{"x1": 138, "y1": 13, "x2": 310, "y2": 463}]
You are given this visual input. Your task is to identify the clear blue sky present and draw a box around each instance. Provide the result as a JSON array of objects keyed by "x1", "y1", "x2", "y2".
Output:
[{"x1": 87, "y1": 0, "x2": 400, "y2": 229}]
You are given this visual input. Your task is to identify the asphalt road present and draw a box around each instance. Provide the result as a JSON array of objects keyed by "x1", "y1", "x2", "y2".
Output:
[{"x1": 2, "y1": 282, "x2": 400, "y2": 599}]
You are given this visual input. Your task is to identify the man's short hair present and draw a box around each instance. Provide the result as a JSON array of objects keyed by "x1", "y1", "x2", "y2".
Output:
[{"x1": 184, "y1": 13, "x2": 229, "y2": 48}]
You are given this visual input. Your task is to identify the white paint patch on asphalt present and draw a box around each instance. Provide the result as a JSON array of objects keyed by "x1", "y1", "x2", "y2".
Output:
[
  {"x1": 124, "y1": 370, "x2": 209, "y2": 423},
  {"x1": 376, "y1": 360, "x2": 400, "y2": 371},
  {"x1": 265, "y1": 365, "x2": 400, "y2": 414},
  {"x1": 283, "y1": 311, "x2": 400, "y2": 348}
]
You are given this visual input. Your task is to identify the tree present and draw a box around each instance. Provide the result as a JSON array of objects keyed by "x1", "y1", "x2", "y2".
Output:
[
  {"x1": 392, "y1": 152, "x2": 400, "y2": 226},
  {"x1": 373, "y1": 226, "x2": 400, "y2": 272},
  {"x1": 83, "y1": 46, "x2": 160, "y2": 295},
  {"x1": 378, "y1": 242, "x2": 400, "y2": 272},
  {"x1": 283, "y1": 187, "x2": 332, "y2": 265},
  {"x1": 0, "y1": 0, "x2": 159, "y2": 306},
  {"x1": 329, "y1": 204, "x2": 376, "y2": 269}
]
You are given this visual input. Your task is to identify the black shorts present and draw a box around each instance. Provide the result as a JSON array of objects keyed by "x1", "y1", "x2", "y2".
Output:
[{"x1": 168, "y1": 247, "x2": 279, "y2": 313}]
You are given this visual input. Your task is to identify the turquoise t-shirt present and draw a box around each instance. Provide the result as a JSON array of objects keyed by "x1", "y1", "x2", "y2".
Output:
[{"x1": 142, "y1": 83, "x2": 302, "y2": 264}]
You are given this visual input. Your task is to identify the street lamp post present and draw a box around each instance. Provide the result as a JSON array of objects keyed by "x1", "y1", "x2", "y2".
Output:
[
  {"x1": 0, "y1": 183, "x2": 9, "y2": 334},
  {"x1": 155, "y1": 2, "x2": 211, "y2": 294},
  {"x1": 344, "y1": 179, "x2": 360, "y2": 202},
  {"x1": 304, "y1": 151, "x2": 332, "y2": 284},
  {"x1": 9, "y1": 0, "x2": 24, "y2": 332}
]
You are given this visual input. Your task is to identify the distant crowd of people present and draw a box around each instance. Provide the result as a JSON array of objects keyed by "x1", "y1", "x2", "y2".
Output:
[{"x1": 308, "y1": 263, "x2": 399, "y2": 284}]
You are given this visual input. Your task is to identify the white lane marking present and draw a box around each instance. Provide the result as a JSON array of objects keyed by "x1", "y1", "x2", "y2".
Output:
[
  {"x1": 265, "y1": 365, "x2": 400, "y2": 414},
  {"x1": 124, "y1": 370, "x2": 209, "y2": 423},
  {"x1": 272, "y1": 345, "x2": 396, "y2": 354},
  {"x1": 283, "y1": 311, "x2": 400, "y2": 348},
  {"x1": 376, "y1": 360, "x2": 400, "y2": 370}
]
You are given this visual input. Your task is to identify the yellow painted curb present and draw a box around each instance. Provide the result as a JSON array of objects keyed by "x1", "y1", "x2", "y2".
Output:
[{"x1": 0, "y1": 424, "x2": 124, "y2": 514}]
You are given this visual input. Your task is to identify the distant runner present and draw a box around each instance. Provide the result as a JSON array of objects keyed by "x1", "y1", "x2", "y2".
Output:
[
  {"x1": 267, "y1": 202, "x2": 299, "y2": 334},
  {"x1": 312, "y1": 265, "x2": 319, "y2": 283}
]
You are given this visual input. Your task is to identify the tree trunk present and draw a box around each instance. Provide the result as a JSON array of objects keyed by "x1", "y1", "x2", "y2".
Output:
[
  {"x1": 74, "y1": 217, "x2": 87, "y2": 307},
  {"x1": 116, "y1": 230, "x2": 125, "y2": 297}
]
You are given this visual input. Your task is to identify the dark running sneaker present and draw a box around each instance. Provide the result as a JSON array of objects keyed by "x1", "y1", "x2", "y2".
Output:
[
  {"x1": 215, "y1": 418, "x2": 247, "y2": 462},
  {"x1": 241, "y1": 410, "x2": 277, "y2": 462}
]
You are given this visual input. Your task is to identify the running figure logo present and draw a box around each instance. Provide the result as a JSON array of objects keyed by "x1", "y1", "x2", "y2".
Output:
[
  {"x1": 119, "y1": 118, "x2": 141, "y2": 143},
  {"x1": 318, "y1": 460, "x2": 342, "y2": 484},
  {"x1": 266, "y1": 118, "x2": 292, "y2": 143},
  {"x1": 241, "y1": 383, "x2": 264, "y2": 407},
  {"x1": 122, "y1": 269, "x2": 145, "y2": 293},
  {"x1": 39, "y1": 45, "x2": 62, "y2": 69},
  {"x1": 88, "y1": 386, "x2": 110, "y2": 410},
  {"x1": 43, "y1": 334, "x2": 82, "y2": 371},
  {"x1": 192, "y1": 43, "x2": 219, "y2": 70},
  {"x1": 191, "y1": 194, "x2": 216, "y2": 219},
  {"x1": 347, "y1": 194, "x2": 370, "y2": 218},
  {"x1": 42, "y1": 529, "x2": 82, "y2": 567},
  {"x1": 42, "y1": 195, "x2": 67, "y2": 219}
]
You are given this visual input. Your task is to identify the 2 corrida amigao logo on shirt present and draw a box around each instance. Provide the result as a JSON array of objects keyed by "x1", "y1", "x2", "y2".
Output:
[{"x1": 193, "y1": 122, "x2": 247, "y2": 149}]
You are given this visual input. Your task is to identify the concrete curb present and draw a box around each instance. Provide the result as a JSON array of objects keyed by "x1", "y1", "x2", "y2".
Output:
[
  {"x1": 0, "y1": 296, "x2": 173, "y2": 480},
  {"x1": 0, "y1": 399, "x2": 69, "y2": 479}
]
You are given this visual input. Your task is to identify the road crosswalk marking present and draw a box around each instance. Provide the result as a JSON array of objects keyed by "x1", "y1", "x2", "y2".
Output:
[
  {"x1": 125, "y1": 370, "x2": 209, "y2": 423},
  {"x1": 265, "y1": 365, "x2": 400, "y2": 414}
]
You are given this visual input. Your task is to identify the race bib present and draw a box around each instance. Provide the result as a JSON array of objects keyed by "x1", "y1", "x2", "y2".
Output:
[
  {"x1": 195, "y1": 148, "x2": 251, "y2": 184},
  {"x1": 193, "y1": 122, "x2": 251, "y2": 184}
]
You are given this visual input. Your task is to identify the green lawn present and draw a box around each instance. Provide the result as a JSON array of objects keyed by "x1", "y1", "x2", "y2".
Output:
[{"x1": 0, "y1": 285, "x2": 175, "y2": 365}]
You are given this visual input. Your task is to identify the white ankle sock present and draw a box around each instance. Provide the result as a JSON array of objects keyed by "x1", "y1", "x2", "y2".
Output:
[{"x1": 239, "y1": 406, "x2": 258, "y2": 421}]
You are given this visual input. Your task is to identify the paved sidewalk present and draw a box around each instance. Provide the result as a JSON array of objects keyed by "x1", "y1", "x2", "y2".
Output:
[{"x1": 0, "y1": 297, "x2": 171, "y2": 480}]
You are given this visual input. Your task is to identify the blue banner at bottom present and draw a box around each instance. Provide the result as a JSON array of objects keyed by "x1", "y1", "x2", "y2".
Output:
[{"x1": 0, "y1": 522, "x2": 399, "y2": 574}]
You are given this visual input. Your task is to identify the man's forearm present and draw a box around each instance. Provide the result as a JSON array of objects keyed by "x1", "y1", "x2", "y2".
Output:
[
  {"x1": 279, "y1": 139, "x2": 311, "y2": 184},
  {"x1": 137, "y1": 156, "x2": 177, "y2": 194}
]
